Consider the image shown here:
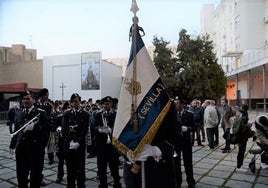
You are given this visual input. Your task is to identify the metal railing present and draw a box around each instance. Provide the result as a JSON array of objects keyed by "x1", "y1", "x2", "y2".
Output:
[
  {"x1": 240, "y1": 46, "x2": 268, "y2": 67},
  {"x1": 0, "y1": 111, "x2": 8, "y2": 121}
]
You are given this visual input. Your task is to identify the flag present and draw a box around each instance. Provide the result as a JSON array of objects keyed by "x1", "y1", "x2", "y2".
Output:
[{"x1": 112, "y1": 23, "x2": 171, "y2": 158}]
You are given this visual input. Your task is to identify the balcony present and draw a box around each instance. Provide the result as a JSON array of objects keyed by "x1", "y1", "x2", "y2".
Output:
[{"x1": 225, "y1": 46, "x2": 268, "y2": 77}]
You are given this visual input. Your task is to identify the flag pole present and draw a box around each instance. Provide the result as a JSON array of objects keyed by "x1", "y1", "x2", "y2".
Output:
[
  {"x1": 130, "y1": 1, "x2": 145, "y2": 188},
  {"x1": 130, "y1": 0, "x2": 139, "y2": 134}
]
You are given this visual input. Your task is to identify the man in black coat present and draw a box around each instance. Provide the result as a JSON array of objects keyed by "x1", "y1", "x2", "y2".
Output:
[
  {"x1": 9, "y1": 91, "x2": 50, "y2": 188},
  {"x1": 123, "y1": 99, "x2": 180, "y2": 188},
  {"x1": 174, "y1": 97, "x2": 196, "y2": 188},
  {"x1": 92, "y1": 96, "x2": 122, "y2": 188},
  {"x1": 62, "y1": 93, "x2": 89, "y2": 188}
]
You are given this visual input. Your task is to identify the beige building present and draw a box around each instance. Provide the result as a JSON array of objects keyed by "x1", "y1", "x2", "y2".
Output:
[
  {"x1": 201, "y1": 0, "x2": 268, "y2": 109},
  {"x1": 0, "y1": 44, "x2": 43, "y2": 88}
]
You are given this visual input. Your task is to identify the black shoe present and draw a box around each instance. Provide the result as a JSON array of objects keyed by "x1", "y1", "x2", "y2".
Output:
[
  {"x1": 87, "y1": 153, "x2": 96, "y2": 158},
  {"x1": 221, "y1": 147, "x2": 230, "y2": 150},
  {"x1": 222, "y1": 149, "x2": 230, "y2": 153},
  {"x1": 113, "y1": 182, "x2": 122, "y2": 188},
  {"x1": 40, "y1": 180, "x2": 47, "y2": 186},
  {"x1": 253, "y1": 135, "x2": 257, "y2": 142},
  {"x1": 55, "y1": 177, "x2": 63, "y2": 183},
  {"x1": 188, "y1": 184, "x2": 196, "y2": 188}
]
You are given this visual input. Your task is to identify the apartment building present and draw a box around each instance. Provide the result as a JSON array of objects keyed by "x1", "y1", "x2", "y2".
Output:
[
  {"x1": 0, "y1": 44, "x2": 42, "y2": 88},
  {"x1": 201, "y1": 0, "x2": 268, "y2": 109}
]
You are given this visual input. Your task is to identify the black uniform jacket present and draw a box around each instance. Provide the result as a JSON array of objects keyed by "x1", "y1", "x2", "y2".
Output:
[
  {"x1": 92, "y1": 109, "x2": 116, "y2": 150},
  {"x1": 10, "y1": 107, "x2": 50, "y2": 152},
  {"x1": 61, "y1": 108, "x2": 89, "y2": 149}
]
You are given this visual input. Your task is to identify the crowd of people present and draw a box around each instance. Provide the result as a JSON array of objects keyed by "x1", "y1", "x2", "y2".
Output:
[{"x1": 7, "y1": 89, "x2": 268, "y2": 188}]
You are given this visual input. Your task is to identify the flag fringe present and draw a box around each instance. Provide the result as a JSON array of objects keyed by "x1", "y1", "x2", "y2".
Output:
[{"x1": 112, "y1": 100, "x2": 171, "y2": 158}]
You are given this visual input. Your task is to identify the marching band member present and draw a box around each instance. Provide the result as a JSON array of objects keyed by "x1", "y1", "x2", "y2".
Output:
[
  {"x1": 92, "y1": 96, "x2": 122, "y2": 188},
  {"x1": 62, "y1": 93, "x2": 89, "y2": 188},
  {"x1": 9, "y1": 91, "x2": 50, "y2": 188}
]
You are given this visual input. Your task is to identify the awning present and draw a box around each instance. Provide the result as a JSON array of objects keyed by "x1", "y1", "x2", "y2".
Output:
[{"x1": 0, "y1": 83, "x2": 41, "y2": 93}]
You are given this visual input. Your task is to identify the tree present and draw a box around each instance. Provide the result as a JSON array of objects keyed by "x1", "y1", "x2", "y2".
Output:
[
  {"x1": 152, "y1": 29, "x2": 226, "y2": 101},
  {"x1": 176, "y1": 29, "x2": 227, "y2": 101},
  {"x1": 152, "y1": 36, "x2": 181, "y2": 97}
]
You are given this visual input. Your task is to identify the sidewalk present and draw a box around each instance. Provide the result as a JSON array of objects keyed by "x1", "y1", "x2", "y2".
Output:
[{"x1": 0, "y1": 111, "x2": 268, "y2": 188}]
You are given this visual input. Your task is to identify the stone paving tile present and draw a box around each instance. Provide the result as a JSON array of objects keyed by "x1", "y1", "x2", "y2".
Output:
[
  {"x1": 207, "y1": 169, "x2": 232, "y2": 179},
  {"x1": 230, "y1": 173, "x2": 257, "y2": 183},
  {"x1": 197, "y1": 183, "x2": 220, "y2": 188},
  {"x1": 224, "y1": 179, "x2": 252, "y2": 188},
  {"x1": 256, "y1": 176, "x2": 268, "y2": 185},
  {"x1": 199, "y1": 176, "x2": 225, "y2": 186},
  {"x1": 255, "y1": 183, "x2": 268, "y2": 188},
  {"x1": 194, "y1": 161, "x2": 216, "y2": 169},
  {"x1": 193, "y1": 167, "x2": 210, "y2": 177}
]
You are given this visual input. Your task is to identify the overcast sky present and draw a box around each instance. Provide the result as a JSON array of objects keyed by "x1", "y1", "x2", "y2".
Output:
[{"x1": 0, "y1": 0, "x2": 219, "y2": 59}]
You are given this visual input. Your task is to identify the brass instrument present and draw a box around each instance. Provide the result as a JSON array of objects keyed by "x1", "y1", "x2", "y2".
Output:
[
  {"x1": 99, "y1": 111, "x2": 112, "y2": 144},
  {"x1": 10, "y1": 113, "x2": 40, "y2": 137},
  {"x1": 69, "y1": 124, "x2": 78, "y2": 132}
]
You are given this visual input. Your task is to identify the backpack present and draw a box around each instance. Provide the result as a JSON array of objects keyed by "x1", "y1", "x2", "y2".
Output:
[{"x1": 229, "y1": 114, "x2": 243, "y2": 144}]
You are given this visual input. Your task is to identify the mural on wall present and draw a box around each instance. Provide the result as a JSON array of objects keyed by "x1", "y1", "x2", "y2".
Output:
[{"x1": 81, "y1": 52, "x2": 101, "y2": 90}]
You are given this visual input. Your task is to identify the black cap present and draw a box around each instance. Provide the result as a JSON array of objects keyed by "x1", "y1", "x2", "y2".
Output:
[
  {"x1": 70, "y1": 93, "x2": 81, "y2": 103},
  {"x1": 101, "y1": 96, "x2": 112, "y2": 104},
  {"x1": 39, "y1": 88, "x2": 49, "y2": 97},
  {"x1": 22, "y1": 90, "x2": 33, "y2": 98},
  {"x1": 174, "y1": 96, "x2": 185, "y2": 103},
  {"x1": 112, "y1": 98, "x2": 118, "y2": 104}
]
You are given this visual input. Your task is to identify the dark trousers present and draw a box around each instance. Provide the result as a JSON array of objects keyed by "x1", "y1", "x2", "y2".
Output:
[
  {"x1": 123, "y1": 158, "x2": 176, "y2": 188},
  {"x1": 48, "y1": 153, "x2": 54, "y2": 163},
  {"x1": 56, "y1": 141, "x2": 65, "y2": 179},
  {"x1": 206, "y1": 128, "x2": 215, "y2": 149},
  {"x1": 16, "y1": 148, "x2": 44, "y2": 188},
  {"x1": 191, "y1": 126, "x2": 202, "y2": 145},
  {"x1": 97, "y1": 144, "x2": 121, "y2": 188},
  {"x1": 123, "y1": 163, "x2": 140, "y2": 188},
  {"x1": 201, "y1": 126, "x2": 206, "y2": 140},
  {"x1": 65, "y1": 147, "x2": 86, "y2": 188},
  {"x1": 237, "y1": 141, "x2": 247, "y2": 168},
  {"x1": 223, "y1": 128, "x2": 231, "y2": 149},
  {"x1": 175, "y1": 135, "x2": 195, "y2": 187},
  {"x1": 214, "y1": 125, "x2": 219, "y2": 146}
]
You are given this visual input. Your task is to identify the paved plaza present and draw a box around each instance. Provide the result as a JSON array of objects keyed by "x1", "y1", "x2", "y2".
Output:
[{"x1": 0, "y1": 111, "x2": 268, "y2": 188}]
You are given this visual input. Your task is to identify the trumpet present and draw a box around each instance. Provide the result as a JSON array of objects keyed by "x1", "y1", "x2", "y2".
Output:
[
  {"x1": 10, "y1": 113, "x2": 40, "y2": 137},
  {"x1": 69, "y1": 124, "x2": 78, "y2": 132},
  {"x1": 99, "y1": 112, "x2": 112, "y2": 144}
]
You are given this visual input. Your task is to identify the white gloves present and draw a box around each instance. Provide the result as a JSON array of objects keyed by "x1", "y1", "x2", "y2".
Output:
[
  {"x1": 128, "y1": 144, "x2": 162, "y2": 162},
  {"x1": 69, "y1": 140, "x2": 80, "y2": 150},
  {"x1": 56, "y1": 126, "x2": 62, "y2": 133},
  {"x1": 9, "y1": 149, "x2": 15, "y2": 155},
  {"x1": 98, "y1": 127, "x2": 112, "y2": 134},
  {"x1": 23, "y1": 122, "x2": 35, "y2": 132},
  {"x1": 182, "y1": 126, "x2": 188, "y2": 132}
]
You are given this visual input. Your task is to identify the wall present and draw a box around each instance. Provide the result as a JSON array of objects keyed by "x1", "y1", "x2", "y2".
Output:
[
  {"x1": 100, "y1": 61, "x2": 122, "y2": 100},
  {"x1": 0, "y1": 44, "x2": 42, "y2": 88},
  {"x1": 43, "y1": 53, "x2": 122, "y2": 102}
]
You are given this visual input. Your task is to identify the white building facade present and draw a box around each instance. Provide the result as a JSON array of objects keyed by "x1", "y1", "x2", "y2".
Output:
[
  {"x1": 43, "y1": 52, "x2": 122, "y2": 102},
  {"x1": 201, "y1": 0, "x2": 268, "y2": 109}
]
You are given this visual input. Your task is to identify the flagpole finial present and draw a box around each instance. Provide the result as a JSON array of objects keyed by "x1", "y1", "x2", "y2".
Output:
[{"x1": 130, "y1": 0, "x2": 139, "y2": 17}]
